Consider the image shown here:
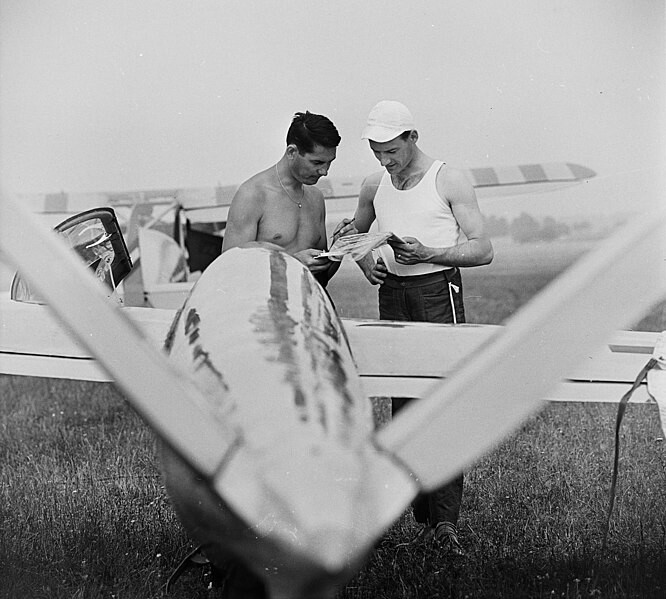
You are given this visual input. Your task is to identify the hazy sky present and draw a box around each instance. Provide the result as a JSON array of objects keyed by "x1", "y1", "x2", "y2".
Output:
[{"x1": 1, "y1": 0, "x2": 663, "y2": 215}]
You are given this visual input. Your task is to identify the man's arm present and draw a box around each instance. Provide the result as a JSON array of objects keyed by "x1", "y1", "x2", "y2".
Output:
[
  {"x1": 221, "y1": 184, "x2": 262, "y2": 253},
  {"x1": 353, "y1": 172, "x2": 387, "y2": 285},
  {"x1": 353, "y1": 172, "x2": 381, "y2": 234},
  {"x1": 314, "y1": 196, "x2": 342, "y2": 285},
  {"x1": 390, "y1": 167, "x2": 494, "y2": 268},
  {"x1": 330, "y1": 171, "x2": 382, "y2": 241}
]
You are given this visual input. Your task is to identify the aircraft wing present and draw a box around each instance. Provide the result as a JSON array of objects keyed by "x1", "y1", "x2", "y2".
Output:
[
  {"x1": 16, "y1": 162, "x2": 595, "y2": 218},
  {"x1": 318, "y1": 162, "x2": 596, "y2": 199},
  {"x1": 344, "y1": 320, "x2": 658, "y2": 402},
  {"x1": 0, "y1": 295, "x2": 176, "y2": 382},
  {"x1": 1, "y1": 294, "x2": 657, "y2": 404},
  {"x1": 464, "y1": 162, "x2": 596, "y2": 197}
]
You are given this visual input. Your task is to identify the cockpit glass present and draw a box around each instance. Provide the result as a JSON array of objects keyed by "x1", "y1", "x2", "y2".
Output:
[
  {"x1": 10, "y1": 208, "x2": 131, "y2": 304},
  {"x1": 62, "y1": 219, "x2": 116, "y2": 287}
]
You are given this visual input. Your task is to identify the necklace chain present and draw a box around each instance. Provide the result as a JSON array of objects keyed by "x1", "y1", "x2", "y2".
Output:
[{"x1": 275, "y1": 165, "x2": 304, "y2": 208}]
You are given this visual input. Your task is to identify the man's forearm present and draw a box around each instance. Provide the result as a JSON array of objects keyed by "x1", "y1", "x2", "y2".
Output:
[
  {"x1": 424, "y1": 239, "x2": 494, "y2": 268},
  {"x1": 355, "y1": 252, "x2": 375, "y2": 276},
  {"x1": 327, "y1": 259, "x2": 342, "y2": 280},
  {"x1": 315, "y1": 259, "x2": 342, "y2": 287}
]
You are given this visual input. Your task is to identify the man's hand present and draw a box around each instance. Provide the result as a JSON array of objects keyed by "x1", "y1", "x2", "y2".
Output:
[
  {"x1": 358, "y1": 255, "x2": 387, "y2": 285},
  {"x1": 389, "y1": 236, "x2": 430, "y2": 265},
  {"x1": 332, "y1": 218, "x2": 357, "y2": 243},
  {"x1": 294, "y1": 248, "x2": 331, "y2": 273}
]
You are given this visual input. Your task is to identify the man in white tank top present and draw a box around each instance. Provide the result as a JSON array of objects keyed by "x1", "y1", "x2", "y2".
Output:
[{"x1": 339, "y1": 100, "x2": 494, "y2": 556}]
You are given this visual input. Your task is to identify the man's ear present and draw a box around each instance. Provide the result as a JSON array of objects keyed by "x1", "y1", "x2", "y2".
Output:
[
  {"x1": 285, "y1": 144, "x2": 300, "y2": 159},
  {"x1": 409, "y1": 130, "x2": 419, "y2": 144}
]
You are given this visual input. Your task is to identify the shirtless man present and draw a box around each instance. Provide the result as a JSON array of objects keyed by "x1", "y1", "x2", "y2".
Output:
[{"x1": 222, "y1": 111, "x2": 342, "y2": 287}]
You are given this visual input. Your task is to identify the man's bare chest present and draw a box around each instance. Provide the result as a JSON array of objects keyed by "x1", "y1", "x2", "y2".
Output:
[
  {"x1": 391, "y1": 170, "x2": 427, "y2": 190},
  {"x1": 257, "y1": 204, "x2": 321, "y2": 250}
]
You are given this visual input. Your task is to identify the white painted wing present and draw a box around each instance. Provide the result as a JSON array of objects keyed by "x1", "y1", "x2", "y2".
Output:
[
  {"x1": 344, "y1": 321, "x2": 659, "y2": 403},
  {"x1": 1, "y1": 294, "x2": 658, "y2": 405},
  {"x1": 0, "y1": 295, "x2": 176, "y2": 381},
  {"x1": 377, "y1": 210, "x2": 666, "y2": 492}
]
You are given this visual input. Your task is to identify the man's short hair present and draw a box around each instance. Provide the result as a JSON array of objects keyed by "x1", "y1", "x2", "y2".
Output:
[{"x1": 287, "y1": 111, "x2": 341, "y2": 154}]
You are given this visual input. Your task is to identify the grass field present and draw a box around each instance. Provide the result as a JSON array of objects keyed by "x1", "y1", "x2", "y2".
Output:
[{"x1": 2, "y1": 238, "x2": 665, "y2": 598}]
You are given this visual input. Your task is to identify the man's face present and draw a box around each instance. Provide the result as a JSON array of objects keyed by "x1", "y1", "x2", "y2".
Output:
[
  {"x1": 369, "y1": 132, "x2": 415, "y2": 175},
  {"x1": 290, "y1": 144, "x2": 337, "y2": 185}
]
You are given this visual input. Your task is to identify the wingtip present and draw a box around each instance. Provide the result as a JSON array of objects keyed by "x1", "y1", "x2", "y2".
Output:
[{"x1": 566, "y1": 163, "x2": 597, "y2": 180}]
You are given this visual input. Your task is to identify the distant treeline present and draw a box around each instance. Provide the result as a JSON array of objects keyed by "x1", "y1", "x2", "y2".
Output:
[{"x1": 485, "y1": 212, "x2": 595, "y2": 243}]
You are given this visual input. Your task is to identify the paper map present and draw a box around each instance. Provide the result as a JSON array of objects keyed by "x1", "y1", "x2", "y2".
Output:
[{"x1": 319, "y1": 232, "x2": 403, "y2": 262}]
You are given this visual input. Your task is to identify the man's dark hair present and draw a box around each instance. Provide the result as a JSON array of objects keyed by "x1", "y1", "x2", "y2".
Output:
[{"x1": 286, "y1": 111, "x2": 341, "y2": 154}]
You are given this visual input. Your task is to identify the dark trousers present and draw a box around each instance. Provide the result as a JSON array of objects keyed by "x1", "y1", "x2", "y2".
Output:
[{"x1": 379, "y1": 268, "x2": 465, "y2": 525}]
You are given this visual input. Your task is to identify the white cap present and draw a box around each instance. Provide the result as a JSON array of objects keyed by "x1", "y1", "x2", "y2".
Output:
[{"x1": 361, "y1": 100, "x2": 415, "y2": 142}]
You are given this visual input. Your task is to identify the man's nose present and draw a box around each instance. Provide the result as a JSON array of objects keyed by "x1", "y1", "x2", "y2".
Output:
[
  {"x1": 318, "y1": 165, "x2": 330, "y2": 176},
  {"x1": 379, "y1": 155, "x2": 391, "y2": 166}
]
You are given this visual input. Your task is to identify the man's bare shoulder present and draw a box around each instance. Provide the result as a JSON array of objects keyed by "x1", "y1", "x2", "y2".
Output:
[
  {"x1": 437, "y1": 164, "x2": 470, "y2": 184},
  {"x1": 228, "y1": 169, "x2": 276, "y2": 216},
  {"x1": 358, "y1": 171, "x2": 384, "y2": 202},
  {"x1": 234, "y1": 167, "x2": 273, "y2": 200},
  {"x1": 307, "y1": 184, "x2": 325, "y2": 202},
  {"x1": 437, "y1": 164, "x2": 475, "y2": 199},
  {"x1": 362, "y1": 170, "x2": 384, "y2": 188}
]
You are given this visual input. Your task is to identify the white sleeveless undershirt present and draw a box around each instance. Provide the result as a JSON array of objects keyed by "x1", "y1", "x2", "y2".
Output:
[{"x1": 374, "y1": 160, "x2": 462, "y2": 276}]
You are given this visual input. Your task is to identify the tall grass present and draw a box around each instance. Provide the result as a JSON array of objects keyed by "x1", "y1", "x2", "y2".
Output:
[
  {"x1": 0, "y1": 377, "x2": 191, "y2": 599},
  {"x1": 341, "y1": 401, "x2": 666, "y2": 598},
  {"x1": 1, "y1": 239, "x2": 665, "y2": 598}
]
